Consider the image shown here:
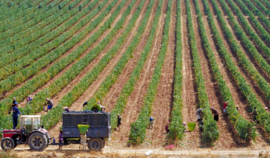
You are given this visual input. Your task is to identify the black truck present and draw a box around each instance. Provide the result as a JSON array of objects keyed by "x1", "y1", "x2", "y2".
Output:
[{"x1": 60, "y1": 110, "x2": 111, "y2": 150}]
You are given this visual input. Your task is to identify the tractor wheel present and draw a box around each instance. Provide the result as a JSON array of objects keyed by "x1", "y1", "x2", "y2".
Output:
[
  {"x1": 1, "y1": 138, "x2": 15, "y2": 150},
  {"x1": 28, "y1": 132, "x2": 48, "y2": 151},
  {"x1": 88, "y1": 138, "x2": 103, "y2": 151},
  {"x1": 45, "y1": 133, "x2": 51, "y2": 147}
]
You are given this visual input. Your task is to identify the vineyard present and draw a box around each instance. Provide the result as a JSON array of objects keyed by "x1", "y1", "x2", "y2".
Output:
[{"x1": 1, "y1": 0, "x2": 270, "y2": 151}]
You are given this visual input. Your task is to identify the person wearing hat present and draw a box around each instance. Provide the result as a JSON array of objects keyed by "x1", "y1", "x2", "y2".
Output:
[
  {"x1": 265, "y1": 107, "x2": 268, "y2": 111},
  {"x1": 12, "y1": 102, "x2": 21, "y2": 129},
  {"x1": 183, "y1": 122, "x2": 187, "y2": 132},
  {"x1": 196, "y1": 108, "x2": 203, "y2": 122},
  {"x1": 165, "y1": 122, "x2": 170, "y2": 133},
  {"x1": 62, "y1": 107, "x2": 70, "y2": 112},
  {"x1": 223, "y1": 101, "x2": 228, "y2": 116}
]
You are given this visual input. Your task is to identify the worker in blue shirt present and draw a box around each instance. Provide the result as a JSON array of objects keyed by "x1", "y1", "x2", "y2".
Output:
[
  {"x1": 148, "y1": 117, "x2": 154, "y2": 130},
  {"x1": 12, "y1": 102, "x2": 21, "y2": 129}
]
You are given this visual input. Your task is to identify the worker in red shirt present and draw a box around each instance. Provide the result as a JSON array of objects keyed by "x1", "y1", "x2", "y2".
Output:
[
  {"x1": 223, "y1": 101, "x2": 228, "y2": 116},
  {"x1": 165, "y1": 122, "x2": 170, "y2": 133}
]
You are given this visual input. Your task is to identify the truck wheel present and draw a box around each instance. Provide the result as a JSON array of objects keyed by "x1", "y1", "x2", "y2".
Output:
[
  {"x1": 88, "y1": 138, "x2": 103, "y2": 151},
  {"x1": 1, "y1": 138, "x2": 15, "y2": 150},
  {"x1": 28, "y1": 132, "x2": 48, "y2": 151}
]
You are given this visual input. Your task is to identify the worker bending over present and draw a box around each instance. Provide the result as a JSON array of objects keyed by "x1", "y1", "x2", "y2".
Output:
[
  {"x1": 210, "y1": 108, "x2": 219, "y2": 122},
  {"x1": 148, "y1": 117, "x2": 154, "y2": 130},
  {"x1": 196, "y1": 108, "x2": 203, "y2": 122}
]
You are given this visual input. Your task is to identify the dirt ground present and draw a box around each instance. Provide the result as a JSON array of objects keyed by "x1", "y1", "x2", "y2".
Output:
[{"x1": 2, "y1": 145, "x2": 270, "y2": 158}]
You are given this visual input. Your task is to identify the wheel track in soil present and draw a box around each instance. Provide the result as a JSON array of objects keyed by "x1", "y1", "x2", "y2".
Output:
[
  {"x1": 108, "y1": 0, "x2": 167, "y2": 148},
  {"x1": 207, "y1": 0, "x2": 269, "y2": 112},
  {"x1": 206, "y1": 0, "x2": 270, "y2": 144},
  {"x1": 32, "y1": 0, "x2": 135, "y2": 115},
  {"x1": 3, "y1": 0, "x2": 102, "y2": 99},
  {"x1": 48, "y1": 0, "x2": 147, "y2": 140},
  {"x1": 225, "y1": 0, "x2": 270, "y2": 80},
  {"x1": 11, "y1": 0, "x2": 115, "y2": 107},
  {"x1": 190, "y1": 0, "x2": 236, "y2": 149},
  {"x1": 143, "y1": 0, "x2": 175, "y2": 148},
  {"x1": 198, "y1": 0, "x2": 267, "y2": 148},
  {"x1": 180, "y1": 0, "x2": 200, "y2": 150}
]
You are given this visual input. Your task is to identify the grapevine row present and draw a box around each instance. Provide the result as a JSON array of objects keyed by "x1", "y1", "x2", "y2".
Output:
[
  {"x1": 0, "y1": 0, "x2": 101, "y2": 93},
  {"x1": 208, "y1": 0, "x2": 270, "y2": 133},
  {"x1": 195, "y1": 0, "x2": 256, "y2": 142},
  {"x1": 0, "y1": 0, "x2": 92, "y2": 67},
  {"x1": 0, "y1": 0, "x2": 68, "y2": 46},
  {"x1": 167, "y1": 0, "x2": 185, "y2": 141},
  {"x1": 186, "y1": 0, "x2": 219, "y2": 144},
  {"x1": 84, "y1": 0, "x2": 155, "y2": 130},
  {"x1": 217, "y1": 0, "x2": 270, "y2": 108},
  {"x1": 129, "y1": 0, "x2": 170, "y2": 145},
  {"x1": 43, "y1": 0, "x2": 148, "y2": 129},
  {"x1": 0, "y1": 0, "x2": 113, "y2": 115},
  {"x1": 0, "y1": 0, "x2": 127, "y2": 130},
  {"x1": 0, "y1": 0, "x2": 51, "y2": 33}
]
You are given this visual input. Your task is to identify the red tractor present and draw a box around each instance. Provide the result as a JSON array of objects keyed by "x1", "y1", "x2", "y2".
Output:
[{"x1": 1, "y1": 115, "x2": 52, "y2": 151}]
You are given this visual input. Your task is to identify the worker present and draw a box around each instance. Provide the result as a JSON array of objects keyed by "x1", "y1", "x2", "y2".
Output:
[
  {"x1": 46, "y1": 98, "x2": 53, "y2": 111},
  {"x1": 12, "y1": 102, "x2": 21, "y2": 129},
  {"x1": 196, "y1": 108, "x2": 203, "y2": 122},
  {"x1": 59, "y1": 130, "x2": 63, "y2": 150},
  {"x1": 62, "y1": 107, "x2": 70, "y2": 112},
  {"x1": 9, "y1": 97, "x2": 17, "y2": 114},
  {"x1": 83, "y1": 102, "x2": 88, "y2": 107},
  {"x1": 253, "y1": 107, "x2": 258, "y2": 123},
  {"x1": 210, "y1": 108, "x2": 219, "y2": 122},
  {"x1": 165, "y1": 122, "x2": 170, "y2": 133},
  {"x1": 265, "y1": 107, "x2": 268, "y2": 111},
  {"x1": 80, "y1": 129, "x2": 87, "y2": 150},
  {"x1": 26, "y1": 95, "x2": 33, "y2": 104},
  {"x1": 223, "y1": 101, "x2": 228, "y2": 116},
  {"x1": 98, "y1": 101, "x2": 102, "y2": 106},
  {"x1": 117, "y1": 114, "x2": 121, "y2": 131},
  {"x1": 101, "y1": 106, "x2": 106, "y2": 112},
  {"x1": 148, "y1": 117, "x2": 154, "y2": 130}
]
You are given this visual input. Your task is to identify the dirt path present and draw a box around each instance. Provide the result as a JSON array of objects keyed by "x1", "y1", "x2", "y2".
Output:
[
  {"x1": 5, "y1": 0, "x2": 102, "y2": 100},
  {"x1": 189, "y1": 0, "x2": 236, "y2": 149},
  {"x1": 49, "y1": 0, "x2": 147, "y2": 140},
  {"x1": 143, "y1": 0, "x2": 175, "y2": 148},
  {"x1": 14, "y1": 0, "x2": 115, "y2": 107},
  {"x1": 180, "y1": 0, "x2": 200, "y2": 150},
  {"x1": 206, "y1": 0, "x2": 269, "y2": 145},
  {"x1": 108, "y1": 0, "x2": 167, "y2": 148},
  {"x1": 33, "y1": 0, "x2": 135, "y2": 115}
]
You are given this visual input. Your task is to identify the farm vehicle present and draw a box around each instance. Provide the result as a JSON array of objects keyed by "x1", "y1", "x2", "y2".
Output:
[
  {"x1": 1, "y1": 111, "x2": 111, "y2": 151},
  {"x1": 1, "y1": 115, "x2": 52, "y2": 151}
]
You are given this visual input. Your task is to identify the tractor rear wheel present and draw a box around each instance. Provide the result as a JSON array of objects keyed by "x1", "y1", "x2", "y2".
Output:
[
  {"x1": 88, "y1": 138, "x2": 103, "y2": 151},
  {"x1": 1, "y1": 138, "x2": 15, "y2": 150},
  {"x1": 28, "y1": 132, "x2": 48, "y2": 151}
]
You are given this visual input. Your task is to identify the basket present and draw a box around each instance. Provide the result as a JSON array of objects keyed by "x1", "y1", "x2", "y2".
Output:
[
  {"x1": 187, "y1": 122, "x2": 196, "y2": 132},
  {"x1": 77, "y1": 124, "x2": 89, "y2": 134}
]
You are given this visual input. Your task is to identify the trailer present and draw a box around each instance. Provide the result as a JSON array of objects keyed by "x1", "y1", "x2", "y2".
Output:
[{"x1": 52, "y1": 110, "x2": 111, "y2": 151}]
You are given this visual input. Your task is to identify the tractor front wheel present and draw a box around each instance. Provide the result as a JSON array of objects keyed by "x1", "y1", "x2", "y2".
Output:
[
  {"x1": 1, "y1": 138, "x2": 15, "y2": 150},
  {"x1": 88, "y1": 138, "x2": 103, "y2": 151},
  {"x1": 28, "y1": 132, "x2": 48, "y2": 151}
]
